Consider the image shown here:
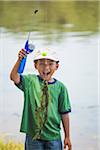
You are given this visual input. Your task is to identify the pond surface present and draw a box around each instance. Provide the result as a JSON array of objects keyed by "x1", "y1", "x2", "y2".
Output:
[{"x1": 0, "y1": 1, "x2": 99, "y2": 150}]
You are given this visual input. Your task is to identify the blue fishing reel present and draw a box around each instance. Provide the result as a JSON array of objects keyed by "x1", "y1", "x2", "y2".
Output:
[{"x1": 18, "y1": 40, "x2": 35, "y2": 74}]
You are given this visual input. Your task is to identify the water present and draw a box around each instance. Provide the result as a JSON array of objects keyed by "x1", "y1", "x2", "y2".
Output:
[{"x1": 0, "y1": 1, "x2": 99, "y2": 150}]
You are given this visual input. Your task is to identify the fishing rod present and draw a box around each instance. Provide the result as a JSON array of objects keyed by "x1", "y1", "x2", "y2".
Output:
[{"x1": 18, "y1": 9, "x2": 39, "y2": 74}]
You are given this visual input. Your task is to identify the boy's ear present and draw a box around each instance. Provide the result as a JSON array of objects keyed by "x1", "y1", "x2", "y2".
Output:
[
  {"x1": 34, "y1": 62, "x2": 37, "y2": 69},
  {"x1": 56, "y1": 63, "x2": 59, "y2": 70}
]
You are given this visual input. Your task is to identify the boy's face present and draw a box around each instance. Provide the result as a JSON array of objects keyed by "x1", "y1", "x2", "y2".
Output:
[{"x1": 34, "y1": 59, "x2": 59, "y2": 81}]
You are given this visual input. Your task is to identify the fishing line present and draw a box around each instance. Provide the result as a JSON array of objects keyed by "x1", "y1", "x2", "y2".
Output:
[{"x1": 18, "y1": 9, "x2": 39, "y2": 74}]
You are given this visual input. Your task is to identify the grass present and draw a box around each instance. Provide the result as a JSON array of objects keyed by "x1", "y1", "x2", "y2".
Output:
[{"x1": 0, "y1": 138, "x2": 24, "y2": 150}]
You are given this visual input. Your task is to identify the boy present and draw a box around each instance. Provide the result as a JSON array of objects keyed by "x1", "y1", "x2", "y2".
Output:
[{"x1": 10, "y1": 48, "x2": 72, "y2": 150}]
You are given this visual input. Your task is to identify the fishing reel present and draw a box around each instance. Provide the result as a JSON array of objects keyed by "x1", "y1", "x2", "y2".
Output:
[{"x1": 24, "y1": 40, "x2": 35, "y2": 54}]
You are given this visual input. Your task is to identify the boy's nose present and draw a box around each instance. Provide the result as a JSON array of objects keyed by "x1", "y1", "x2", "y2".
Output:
[
  {"x1": 43, "y1": 64, "x2": 50, "y2": 69},
  {"x1": 44, "y1": 62, "x2": 49, "y2": 66},
  {"x1": 43, "y1": 61, "x2": 50, "y2": 66},
  {"x1": 44, "y1": 60, "x2": 48, "y2": 64}
]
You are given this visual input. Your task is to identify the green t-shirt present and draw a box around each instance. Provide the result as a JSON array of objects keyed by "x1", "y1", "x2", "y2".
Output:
[{"x1": 15, "y1": 74, "x2": 71, "y2": 140}]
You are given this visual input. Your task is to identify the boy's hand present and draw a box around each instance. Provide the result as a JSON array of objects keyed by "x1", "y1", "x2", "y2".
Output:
[
  {"x1": 64, "y1": 137, "x2": 72, "y2": 150},
  {"x1": 18, "y1": 49, "x2": 28, "y2": 61}
]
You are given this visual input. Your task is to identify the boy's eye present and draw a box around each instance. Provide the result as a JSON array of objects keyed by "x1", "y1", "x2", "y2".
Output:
[
  {"x1": 38, "y1": 62, "x2": 44, "y2": 65},
  {"x1": 39, "y1": 62, "x2": 54, "y2": 66},
  {"x1": 49, "y1": 62, "x2": 54, "y2": 65}
]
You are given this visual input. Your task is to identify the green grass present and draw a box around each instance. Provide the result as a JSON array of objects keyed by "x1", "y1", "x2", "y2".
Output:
[{"x1": 0, "y1": 139, "x2": 24, "y2": 150}]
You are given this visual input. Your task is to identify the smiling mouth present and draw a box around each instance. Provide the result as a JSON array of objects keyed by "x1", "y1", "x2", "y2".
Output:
[{"x1": 43, "y1": 72, "x2": 51, "y2": 76}]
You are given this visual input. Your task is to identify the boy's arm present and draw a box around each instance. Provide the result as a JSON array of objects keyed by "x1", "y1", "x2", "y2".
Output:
[
  {"x1": 10, "y1": 49, "x2": 27, "y2": 84},
  {"x1": 61, "y1": 113, "x2": 72, "y2": 150}
]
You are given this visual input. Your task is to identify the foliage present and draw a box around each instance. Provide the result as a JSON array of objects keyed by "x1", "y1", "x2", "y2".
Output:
[
  {"x1": 0, "y1": 139, "x2": 24, "y2": 150},
  {"x1": 0, "y1": 1, "x2": 99, "y2": 33}
]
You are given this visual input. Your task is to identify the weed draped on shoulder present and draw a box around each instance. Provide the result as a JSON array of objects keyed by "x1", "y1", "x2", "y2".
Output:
[{"x1": 34, "y1": 80, "x2": 49, "y2": 139}]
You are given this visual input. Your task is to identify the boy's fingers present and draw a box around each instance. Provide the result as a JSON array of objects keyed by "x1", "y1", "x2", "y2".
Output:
[
  {"x1": 20, "y1": 49, "x2": 27, "y2": 55},
  {"x1": 64, "y1": 144, "x2": 67, "y2": 150},
  {"x1": 64, "y1": 143, "x2": 72, "y2": 150},
  {"x1": 68, "y1": 144, "x2": 72, "y2": 150},
  {"x1": 18, "y1": 49, "x2": 27, "y2": 58},
  {"x1": 18, "y1": 47, "x2": 30, "y2": 60}
]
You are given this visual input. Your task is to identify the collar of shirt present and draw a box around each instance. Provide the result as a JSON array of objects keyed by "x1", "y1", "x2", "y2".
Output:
[{"x1": 37, "y1": 75, "x2": 57, "y2": 84}]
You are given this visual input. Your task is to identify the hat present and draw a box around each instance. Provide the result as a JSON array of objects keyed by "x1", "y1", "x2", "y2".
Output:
[{"x1": 33, "y1": 48, "x2": 59, "y2": 62}]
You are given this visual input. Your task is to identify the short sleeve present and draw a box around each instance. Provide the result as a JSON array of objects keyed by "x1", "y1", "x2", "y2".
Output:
[
  {"x1": 58, "y1": 84, "x2": 71, "y2": 114},
  {"x1": 15, "y1": 74, "x2": 30, "y2": 91},
  {"x1": 15, "y1": 75, "x2": 24, "y2": 91},
  {"x1": 15, "y1": 74, "x2": 37, "y2": 92}
]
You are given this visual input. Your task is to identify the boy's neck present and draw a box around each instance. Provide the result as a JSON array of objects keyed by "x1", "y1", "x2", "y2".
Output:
[
  {"x1": 37, "y1": 75, "x2": 55, "y2": 83},
  {"x1": 47, "y1": 78, "x2": 55, "y2": 83}
]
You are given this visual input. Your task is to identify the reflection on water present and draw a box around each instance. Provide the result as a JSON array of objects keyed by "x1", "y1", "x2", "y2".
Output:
[
  {"x1": 0, "y1": 1, "x2": 99, "y2": 34},
  {"x1": 0, "y1": 1, "x2": 99, "y2": 150}
]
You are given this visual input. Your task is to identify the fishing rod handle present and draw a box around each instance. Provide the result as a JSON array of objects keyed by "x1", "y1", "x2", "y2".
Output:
[{"x1": 18, "y1": 40, "x2": 35, "y2": 74}]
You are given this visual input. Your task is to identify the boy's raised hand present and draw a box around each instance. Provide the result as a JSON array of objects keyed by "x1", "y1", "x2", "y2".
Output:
[
  {"x1": 18, "y1": 48, "x2": 28, "y2": 61},
  {"x1": 64, "y1": 137, "x2": 72, "y2": 150}
]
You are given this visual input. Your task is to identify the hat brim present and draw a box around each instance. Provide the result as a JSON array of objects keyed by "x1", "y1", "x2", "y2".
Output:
[{"x1": 34, "y1": 55, "x2": 59, "y2": 62}]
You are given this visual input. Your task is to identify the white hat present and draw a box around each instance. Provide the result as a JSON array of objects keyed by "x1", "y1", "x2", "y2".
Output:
[{"x1": 33, "y1": 48, "x2": 59, "y2": 62}]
